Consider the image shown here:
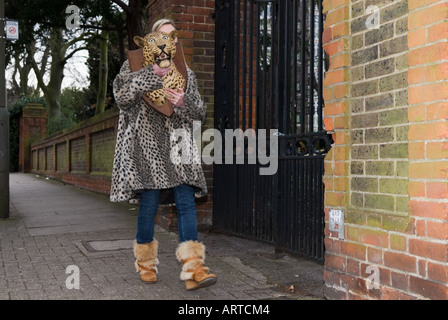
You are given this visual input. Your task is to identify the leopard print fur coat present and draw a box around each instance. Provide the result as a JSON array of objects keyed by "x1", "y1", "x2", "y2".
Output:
[{"x1": 110, "y1": 60, "x2": 207, "y2": 205}]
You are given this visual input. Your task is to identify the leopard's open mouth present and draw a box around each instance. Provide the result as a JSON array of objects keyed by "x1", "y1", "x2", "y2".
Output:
[{"x1": 156, "y1": 52, "x2": 171, "y2": 68}]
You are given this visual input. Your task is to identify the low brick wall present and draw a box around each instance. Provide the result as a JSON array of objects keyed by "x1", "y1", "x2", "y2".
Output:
[
  {"x1": 30, "y1": 108, "x2": 119, "y2": 195},
  {"x1": 29, "y1": 108, "x2": 213, "y2": 231}
]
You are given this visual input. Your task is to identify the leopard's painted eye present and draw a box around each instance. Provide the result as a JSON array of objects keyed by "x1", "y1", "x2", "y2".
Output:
[
  {"x1": 163, "y1": 36, "x2": 169, "y2": 40},
  {"x1": 149, "y1": 38, "x2": 155, "y2": 43}
]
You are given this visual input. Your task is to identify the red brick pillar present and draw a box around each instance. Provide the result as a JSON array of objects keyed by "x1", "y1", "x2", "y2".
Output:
[
  {"x1": 407, "y1": 0, "x2": 448, "y2": 299},
  {"x1": 18, "y1": 103, "x2": 47, "y2": 173},
  {"x1": 322, "y1": 0, "x2": 448, "y2": 300}
]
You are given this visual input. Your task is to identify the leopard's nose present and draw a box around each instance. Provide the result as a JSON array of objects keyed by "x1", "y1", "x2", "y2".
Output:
[{"x1": 158, "y1": 44, "x2": 166, "y2": 51}]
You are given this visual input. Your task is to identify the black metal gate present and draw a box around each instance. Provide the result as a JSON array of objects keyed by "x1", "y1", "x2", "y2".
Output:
[{"x1": 212, "y1": 0, "x2": 332, "y2": 261}]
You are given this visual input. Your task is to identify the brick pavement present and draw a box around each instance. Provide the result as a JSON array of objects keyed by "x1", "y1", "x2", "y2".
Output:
[{"x1": 0, "y1": 173, "x2": 324, "y2": 300}]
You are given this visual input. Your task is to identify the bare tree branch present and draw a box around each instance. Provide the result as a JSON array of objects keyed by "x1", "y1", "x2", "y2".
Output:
[
  {"x1": 80, "y1": 24, "x2": 123, "y2": 32},
  {"x1": 110, "y1": 0, "x2": 131, "y2": 14},
  {"x1": 39, "y1": 46, "x2": 50, "y2": 76},
  {"x1": 63, "y1": 46, "x2": 90, "y2": 63}
]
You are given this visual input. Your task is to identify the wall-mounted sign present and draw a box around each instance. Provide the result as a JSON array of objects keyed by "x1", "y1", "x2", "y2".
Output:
[
  {"x1": 6, "y1": 20, "x2": 19, "y2": 40},
  {"x1": 329, "y1": 209, "x2": 345, "y2": 240}
]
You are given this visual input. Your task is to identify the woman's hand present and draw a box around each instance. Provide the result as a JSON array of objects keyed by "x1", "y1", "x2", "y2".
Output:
[
  {"x1": 153, "y1": 63, "x2": 171, "y2": 77},
  {"x1": 165, "y1": 88, "x2": 185, "y2": 108}
]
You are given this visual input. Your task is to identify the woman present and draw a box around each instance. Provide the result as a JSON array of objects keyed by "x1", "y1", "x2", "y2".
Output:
[{"x1": 110, "y1": 19, "x2": 216, "y2": 291}]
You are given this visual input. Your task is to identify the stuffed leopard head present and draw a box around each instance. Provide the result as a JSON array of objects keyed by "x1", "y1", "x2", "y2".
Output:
[{"x1": 134, "y1": 30, "x2": 177, "y2": 69}]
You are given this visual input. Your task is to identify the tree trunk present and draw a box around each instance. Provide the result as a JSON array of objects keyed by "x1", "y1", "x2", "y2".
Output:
[
  {"x1": 126, "y1": 0, "x2": 144, "y2": 50},
  {"x1": 95, "y1": 27, "x2": 109, "y2": 115},
  {"x1": 45, "y1": 28, "x2": 66, "y2": 120},
  {"x1": 28, "y1": 28, "x2": 71, "y2": 122}
]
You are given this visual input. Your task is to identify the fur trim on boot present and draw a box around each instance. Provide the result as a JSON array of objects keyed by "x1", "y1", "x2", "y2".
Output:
[
  {"x1": 133, "y1": 239, "x2": 159, "y2": 283},
  {"x1": 176, "y1": 240, "x2": 217, "y2": 290}
]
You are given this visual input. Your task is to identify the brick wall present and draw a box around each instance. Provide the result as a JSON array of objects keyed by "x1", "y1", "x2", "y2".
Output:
[
  {"x1": 323, "y1": 0, "x2": 448, "y2": 299},
  {"x1": 30, "y1": 108, "x2": 119, "y2": 195},
  {"x1": 147, "y1": 0, "x2": 216, "y2": 231}
]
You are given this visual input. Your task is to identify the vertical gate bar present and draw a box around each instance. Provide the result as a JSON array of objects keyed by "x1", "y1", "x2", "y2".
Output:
[
  {"x1": 253, "y1": 163, "x2": 257, "y2": 238},
  {"x1": 294, "y1": 158, "x2": 299, "y2": 252},
  {"x1": 288, "y1": 159, "x2": 296, "y2": 249},
  {"x1": 246, "y1": 163, "x2": 250, "y2": 238},
  {"x1": 236, "y1": 0, "x2": 241, "y2": 130},
  {"x1": 320, "y1": 156, "x2": 325, "y2": 259},
  {"x1": 250, "y1": 163, "x2": 255, "y2": 238},
  {"x1": 237, "y1": 163, "x2": 241, "y2": 235},
  {"x1": 317, "y1": 0, "x2": 324, "y2": 132},
  {"x1": 312, "y1": 158, "x2": 317, "y2": 258},
  {"x1": 275, "y1": 156, "x2": 280, "y2": 249},
  {"x1": 289, "y1": 159, "x2": 293, "y2": 252},
  {"x1": 260, "y1": 164, "x2": 265, "y2": 240},
  {"x1": 284, "y1": 160, "x2": 288, "y2": 250},
  {"x1": 291, "y1": 158, "x2": 295, "y2": 252},
  {"x1": 306, "y1": 158, "x2": 310, "y2": 256},
  {"x1": 284, "y1": 0, "x2": 292, "y2": 135},
  {"x1": 310, "y1": 158, "x2": 315, "y2": 257},
  {"x1": 308, "y1": 157, "x2": 313, "y2": 258},
  {"x1": 303, "y1": 158, "x2": 307, "y2": 256},
  {"x1": 316, "y1": 159, "x2": 320, "y2": 259},
  {"x1": 242, "y1": 164, "x2": 247, "y2": 236},
  {"x1": 292, "y1": 0, "x2": 299, "y2": 135},
  {"x1": 309, "y1": 0, "x2": 315, "y2": 132},
  {"x1": 277, "y1": 0, "x2": 286, "y2": 134},
  {"x1": 318, "y1": 158, "x2": 323, "y2": 259},
  {"x1": 229, "y1": 0, "x2": 235, "y2": 130},
  {"x1": 249, "y1": 0, "x2": 254, "y2": 130},
  {"x1": 234, "y1": 0, "x2": 239, "y2": 235},
  {"x1": 306, "y1": 158, "x2": 311, "y2": 257},
  {"x1": 256, "y1": 1, "x2": 261, "y2": 130},
  {"x1": 260, "y1": 166, "x2": 264, "y2": 240},
  {"x1": 300, "y1": 157, "x2": 305, "y2": 255},
  {"x1": 242, "y1": 0, "x2": 248, "y2": 131},
  {"x1": 286, "y1": 160, "x2": 289, "y2": 250},
  {"x1": 300, "y1": 0, "x2": 307, "y2": 133},
  {"x1": 256, "y1": 163, "x2": 260, "y2": 239},
  {"x1": 316, "y1": 159, "x2": 320, "y2": 258},
  {"x1": 298, "y1": 157, "x2": 303, "y2": 253},
  {"x1": 309, "y1": 158, "x2": 313, "y2": 257},
  {"x1": 242, "y1": 1, "x2": 248, "y2": 236},
  {"x1": 310, "y1": 158, "x2": 315, "y2": 258},
  {"x1": 270, "y1": 2, "x2": 276, "y2": 131},
  {"x1": 262, "y1": 2, "x2": 268, "y2": 129},
  {"x1": 291, "y1": 159, "x2": 295, "y2": 251}
]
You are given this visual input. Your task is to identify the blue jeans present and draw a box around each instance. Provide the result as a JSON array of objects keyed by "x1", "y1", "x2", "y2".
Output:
[{"x1": 136, "y1": 185, "x2": 198, "y2": 244}]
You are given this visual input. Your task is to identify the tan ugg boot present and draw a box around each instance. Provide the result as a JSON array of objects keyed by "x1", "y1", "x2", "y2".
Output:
[
  {"x1": 133, "y1": 239, "x2": 159, "y2": 283},
  {"x1": 176, "y1": 240, "x2": 217, "y2": 291}
]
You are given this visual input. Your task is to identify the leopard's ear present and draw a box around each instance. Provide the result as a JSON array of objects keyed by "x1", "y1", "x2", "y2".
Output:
[
  {"x1": 133, "y1": 36, "x2": 145, "y2": 48},
  {"x1": 169, "y1": 30, "x2": 178, "y2": 40}
]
